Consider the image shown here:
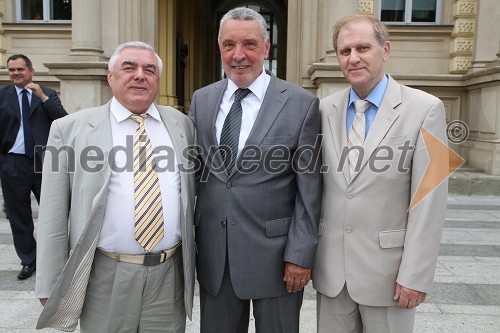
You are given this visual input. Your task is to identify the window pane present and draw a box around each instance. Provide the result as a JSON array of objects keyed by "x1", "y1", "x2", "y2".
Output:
[
  {"x1": 51, "y1": 0, "x2": 72, "y2": 20},
  {"x1": 21, "y1": 0, "x2": 43, "y2": 20},
  {"x1": 412, "y1": 0, "x2": 437, "y2": 22},
  {"x1": 381, "y1": 0, "x2": 406, "y2": 22}
]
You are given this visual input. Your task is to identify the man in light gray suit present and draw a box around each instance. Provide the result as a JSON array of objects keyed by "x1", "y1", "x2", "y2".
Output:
[
  {"x1": 35, "y1": 41, "x2": 196, "y2": 332},
  {"x1": 189, "y1": 7, "x2": 321, "y2": 333},
  {"x1": 313, "y1": 15, "x2": 448, "y2": 333}
]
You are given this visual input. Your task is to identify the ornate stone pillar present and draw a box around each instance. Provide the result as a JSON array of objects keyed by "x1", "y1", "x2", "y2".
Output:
[
  {"x1": 449, "y1": 0, "x2": 477, "y2": 74},
  {"x1": 0, "y1": 0, "x2": 6, "y2": 69}
]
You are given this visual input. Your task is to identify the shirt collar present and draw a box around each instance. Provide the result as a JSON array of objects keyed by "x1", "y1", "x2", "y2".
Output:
[
  {"x1": 15, "y1": 86, "x2": 31, "y2": 96},
  {"x1": 110, "y1": 97, "x2": 161, "y2": 123},
  {"x1": 227, "y1": 68, "x2": 271, "y2": 102},
  {"x1": 348, "y1": 74, "x2": 388, "y2": 109}
]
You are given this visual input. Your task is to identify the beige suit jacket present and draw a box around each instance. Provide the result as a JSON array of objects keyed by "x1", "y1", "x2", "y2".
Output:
[
  {"x1": 313, "y1": 75, "x2": 448, "y2": 306},
  {"x1": 35, "y1": 102, "x2": 196, "y2": 331}
]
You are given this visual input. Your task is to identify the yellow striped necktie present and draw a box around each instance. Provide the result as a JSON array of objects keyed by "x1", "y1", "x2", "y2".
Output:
[{"x1": 130, "y1": 114, "x2": 164, "y2": 251}]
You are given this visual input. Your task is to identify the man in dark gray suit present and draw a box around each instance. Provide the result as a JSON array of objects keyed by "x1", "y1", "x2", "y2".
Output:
[{"x1": 189, "y1": 7, "x2": 321, "y2": 333}]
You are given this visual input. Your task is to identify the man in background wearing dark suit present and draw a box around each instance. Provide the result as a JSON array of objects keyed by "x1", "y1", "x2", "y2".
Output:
[
  {"x1": 189, "y1": 7, "x2": 321, "y2": 333},
  {"x1": 0, "y1": 54, "x2": 67, "y2": 280}
]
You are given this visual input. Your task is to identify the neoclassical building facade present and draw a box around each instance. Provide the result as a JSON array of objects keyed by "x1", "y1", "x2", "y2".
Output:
[{"x1": 1, "y1": 0, "x2": 499, "y2": 174}]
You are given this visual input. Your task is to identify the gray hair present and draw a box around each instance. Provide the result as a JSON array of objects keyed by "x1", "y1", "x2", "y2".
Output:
[
  {"x1": 218, "y1": 7, "x2": 269, "y2": 43},
  {"x1": 108, "y1": 41, "x2": 163, "y2": 75}
]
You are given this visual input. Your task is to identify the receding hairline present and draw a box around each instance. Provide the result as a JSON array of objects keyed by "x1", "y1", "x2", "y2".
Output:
[
  {"x1": 332, "y1": 14, "x2": 389, "y2": 51},
  {"x1": 218, "y1": 7, "x2": 269, "y2": 44}
]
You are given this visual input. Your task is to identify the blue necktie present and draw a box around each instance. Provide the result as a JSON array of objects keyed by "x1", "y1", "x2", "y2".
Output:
[
  {"x1": 219, "y1": 88, "x2": 251, "y2": 173},
  {"x1": 21, "y1": 89, "x2": 35, "y2": 158}
]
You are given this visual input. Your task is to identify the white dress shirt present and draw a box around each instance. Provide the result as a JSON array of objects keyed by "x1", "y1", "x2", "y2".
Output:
[
  {"x1": 98, "y1": 97, "x2": 181, "y2": 254},
  {"x1": 215, "y1": 69, "x2": 271, "y2": 154}
]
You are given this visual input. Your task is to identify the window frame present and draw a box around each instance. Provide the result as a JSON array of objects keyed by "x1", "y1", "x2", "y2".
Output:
[
  {"x1": 379, "y1": 0, "x2": 442, "y2": 25},
  {"x1": 16, "y1": 0, "x2": 71, "y2": 23}
]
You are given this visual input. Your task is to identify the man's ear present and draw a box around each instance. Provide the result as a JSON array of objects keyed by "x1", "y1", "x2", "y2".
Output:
[
  {"x1": 264, "y1": 38, "x2": 271, "y2": 60},
  {"x1": 383, "y1": 41, "x2": 391, "y2": 62},
  {"x1": 107, "y1": 69, "x2": 113, "y2": 85}
]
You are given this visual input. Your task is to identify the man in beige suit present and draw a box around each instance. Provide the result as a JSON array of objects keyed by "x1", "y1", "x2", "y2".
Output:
[
  {"x1": 313, "y1": 15, "x2": 448, "y2": 332},
  {"x1": 35, "y1": 41, "x2": 196, "y2": 332}
]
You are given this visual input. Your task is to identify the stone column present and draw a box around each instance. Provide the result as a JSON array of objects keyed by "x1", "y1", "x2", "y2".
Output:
[
  {"x1": 317, "y1": 0, "x2": 358, "y2": 61},
  {"x1": 44, "y1": 0, "x2": 110, "y2": 113},
  {"x1": 158, "y1": 0, "x2": 178, "y2": 107},
  {"x1": 70, "y1": 0, "x2": 104, "y2": 58},
  {"x1": 0, "y1": 0, "x2": 6, "y2": 68},
  {"x1": 469, "y1": 0, "x2": 500, "y2": 71},
  {"x1": 304, "y1": 0, "x2": 358, "y2": 97}
]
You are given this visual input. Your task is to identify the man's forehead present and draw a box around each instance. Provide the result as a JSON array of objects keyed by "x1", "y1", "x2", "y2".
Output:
[
  {"x1": 120, "y1": 59, "x2": 156, "y2": 66},
  {"x1": 7, "y1": 60, "x2": 28, "y2": 68}
]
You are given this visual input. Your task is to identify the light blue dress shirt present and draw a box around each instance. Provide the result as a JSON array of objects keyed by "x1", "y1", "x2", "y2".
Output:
[{"x1": 346, "y1": 74, "x2": 389, "y2": 138}]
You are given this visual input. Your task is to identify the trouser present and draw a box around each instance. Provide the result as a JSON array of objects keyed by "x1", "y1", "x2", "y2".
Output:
[
  {"x1": 80, "y1": 249, "x2": 185, "y2": 333},
  {"x1": 0, "y1": 153, "x2": 40, "y2": 266},
  {"x1": 200, "y1": 258, "x2": 303, "y2": 333},
  {"x1": 317, "y1": 285, "x2": 416, "y2": 333}
]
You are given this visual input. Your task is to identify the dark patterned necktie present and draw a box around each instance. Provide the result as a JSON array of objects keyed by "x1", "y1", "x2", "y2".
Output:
[
  {"x1": 21, "y1": 89, "x2": 35, "y2": 158},
  {"x1": 219, "y1": 88, "x2": 251, "y2": 173}
]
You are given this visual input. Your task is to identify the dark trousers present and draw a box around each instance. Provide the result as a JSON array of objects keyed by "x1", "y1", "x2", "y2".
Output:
[
  {"x1": 0, "y1": 153, "x2": 40, "y2": 266},
  {"x1": 200, "y1": 258, "x2": 303, "y2": 333}
]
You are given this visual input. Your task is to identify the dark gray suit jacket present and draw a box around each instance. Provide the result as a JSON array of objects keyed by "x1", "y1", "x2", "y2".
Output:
[{"x1": 189, "y1": 73, "x2": 322, "y2": 299}]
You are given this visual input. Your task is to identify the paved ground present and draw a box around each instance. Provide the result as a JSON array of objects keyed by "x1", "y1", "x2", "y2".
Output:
[{"x1": 1, "y1": 194, "x2": 499, "y2": 332}]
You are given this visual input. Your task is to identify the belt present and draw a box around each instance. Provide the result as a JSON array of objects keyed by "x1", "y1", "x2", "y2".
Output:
[{"x1": 98, "y1": 242, "x2": 180, "y2": 266}]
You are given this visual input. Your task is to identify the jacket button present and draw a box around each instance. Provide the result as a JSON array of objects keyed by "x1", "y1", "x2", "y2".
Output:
[
  {"x1": 345, "y1": 227, "x2": 353, "y2": 233},
  {"x1": 346, "y1": 193, "x2": 354, "y2": 199},
  {"x1": 221, "y1": 220, "x2": 226, "y2": 228},
  {"x1": 226, "y1": 181, "x2": 232, "y2": 189}
]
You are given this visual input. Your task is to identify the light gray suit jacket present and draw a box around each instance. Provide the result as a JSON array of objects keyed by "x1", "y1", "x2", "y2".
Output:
[
  {"x1": 189, "y1": 73, "x2": 322, "y2": 299},
  {"x1": 35, "y1": 101, "x2": 196, "y2": 331},
  {"x1": 313, "y1": 75, "x2": 448, "y2": 306}
]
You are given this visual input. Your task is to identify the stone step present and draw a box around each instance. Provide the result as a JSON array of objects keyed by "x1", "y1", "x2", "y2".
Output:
[{"x1": 448, "y1": 171, "x2": 500, "y2": 196}]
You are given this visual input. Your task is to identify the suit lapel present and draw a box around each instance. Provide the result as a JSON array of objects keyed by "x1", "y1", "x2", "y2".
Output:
[
  {"x1": 207, "y1": 80, "x2": 228, "y2": 172},
  {"x1": 157, "y1": 106, "x2": 189, "y2": 224},
  {"x1": 30, "y1": 94, "x2": 41, "y2": 116},
  {"x1": 326, "y1": 89, "x2": 350, "y2": 184},
  {"x1": 86, "y1": 103, "x2": 113, "y2": 179},
  {"x1": 355, "y1": 76, "x2": 401, "y2": 181},
  {"x1": 239, "y1": 74, "x2": 287, "y2": 172},
  {"x1": 7, "y1": 86, "x2": 22, "y2": 121}
]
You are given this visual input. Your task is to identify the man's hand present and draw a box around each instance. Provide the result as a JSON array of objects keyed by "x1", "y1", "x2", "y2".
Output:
[
  {"x1": 39, "y1": 298, "x2": 48, "y2": 306},
  {"x1": 283, "y1": 262, "x2": 311, "y2": 293},
  {"x1": 394, "y1": 283, "x2": 426, "y2": 309},
  {"x1": 24, "y1": 82, "x2": 48, "y2": 101}
]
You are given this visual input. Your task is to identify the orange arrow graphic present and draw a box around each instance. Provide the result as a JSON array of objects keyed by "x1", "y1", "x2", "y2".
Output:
[{"x1": 409, "y1": 126, "x2": 465, "y2": 210}]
